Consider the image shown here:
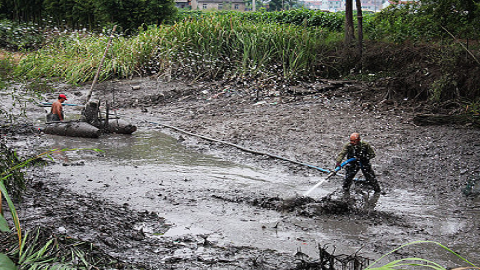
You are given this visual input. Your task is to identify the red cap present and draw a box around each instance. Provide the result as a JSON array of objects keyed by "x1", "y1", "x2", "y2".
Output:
[{"x1": 58, "y1": 94, "x2": 68, "y2": 100}]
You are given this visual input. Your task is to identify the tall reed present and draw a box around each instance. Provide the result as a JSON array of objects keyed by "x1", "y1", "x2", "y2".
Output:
[{"x1": 15, "y1": 14, "x2": 341, "y2": 84}]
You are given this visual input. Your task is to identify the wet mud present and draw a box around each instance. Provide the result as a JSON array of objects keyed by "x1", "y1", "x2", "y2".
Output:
[
  {"x1": 3, "y1": 77, "x2": 480, "y2": 269},
  {"x1": 16, "y1": 171, "x2": 306, "y2": 269}
]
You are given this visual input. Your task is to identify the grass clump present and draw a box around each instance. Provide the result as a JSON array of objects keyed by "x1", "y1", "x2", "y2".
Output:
[
  {"x1": 367, "y1": 241, "x2": 478, "y2": 270},
  {"x1": 15, "y1": 15, "x2": 341, "y2": 84},
  {"x1": 1, "y1": 228, "x2": 129, "y2": 269}
]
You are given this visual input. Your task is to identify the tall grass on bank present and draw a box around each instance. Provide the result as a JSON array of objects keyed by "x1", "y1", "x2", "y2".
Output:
[
  {"x1": 1, "y1": 147, "x2": 105, "y2": 269},
  {"x1": 17, "y1": 30, "x2": 123, "y2": 84},
  {"x1": 15, "y1": 14, "x2": 341, "y2": 84}
]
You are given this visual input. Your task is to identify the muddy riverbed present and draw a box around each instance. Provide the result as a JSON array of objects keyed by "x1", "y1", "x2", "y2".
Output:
[{"x1": 3, "y1": 77, "x2": 480, "y2": 269}]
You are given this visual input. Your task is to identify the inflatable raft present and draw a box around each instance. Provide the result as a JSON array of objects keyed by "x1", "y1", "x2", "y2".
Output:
[
  {"x1": 43, "y1": 118, "x2": 137, "y2": 138},
  {"x1": 43, "y1": 121, "x2": 102, "y2": 138},
  {"x1": 41, "y1": 101, "x2": 137, "y2": 138}
]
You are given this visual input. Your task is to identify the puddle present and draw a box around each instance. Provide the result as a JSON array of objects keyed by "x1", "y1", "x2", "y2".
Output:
[
  {"x1": 38, "y1": 129, "x2": 480, "y2": 263},
  {"x1": 161, "y1": 226, "x2": 212, "y2": 237},
  {"x1": 41, "y1": 129, "x2": 233, "y2": 167}
]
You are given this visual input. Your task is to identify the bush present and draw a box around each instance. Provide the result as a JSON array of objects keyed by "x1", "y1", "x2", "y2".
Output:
[
  {"x1": 0, "y1": 20, "x2": 45, "y2": 50},
  {"x1": 177, "y1": 9, "x2": 345, "y2": 32},
  {"x1": 367, "y1": 1, "x2": 480, "y2": 43}
]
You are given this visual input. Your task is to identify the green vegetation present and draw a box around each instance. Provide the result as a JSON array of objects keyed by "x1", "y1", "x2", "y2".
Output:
[
  {"x1": 1, "y1": 227, "x2": 129, "y2": 269},
  {"x1": 366, "y1": 241, "x2": 478, "y2": 270},
  {"x1": 6, "y1": 6, "x2": 478, "y2": 105},
  {"x1": 0, "y1": 20, "x2": 45, "y2": 50},
  {"x1": 14, "y1": 15, "x2": 341, "y2": 84},
  {"x1": 1, "y1": 2, "x2": 479, "y2": 104},
  {"x1": 0, "y1": 0, "x2": 177, "y2": 32},
  {"x1": 177, "y1": 9, "x2": 345, "y2": 31},
  {"x1": 0, "y1": 147, "x2": 107, "y2": 269},
  {"x1": 367, "y1": 1, "x2": 480, "y2": 43}
]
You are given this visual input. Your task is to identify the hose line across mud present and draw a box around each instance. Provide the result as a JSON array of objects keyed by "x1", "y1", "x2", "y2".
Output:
[{"x1": 147, "y1": 120, "x2": 356, "y2": 180}]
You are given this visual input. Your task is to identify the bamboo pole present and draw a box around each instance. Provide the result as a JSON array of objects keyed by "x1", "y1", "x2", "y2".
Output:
[
  {"x1": 84, "y1": 25, "x2": 117, "y2": 106},
  {"x1": 441, "y1": 26, "x2": 480, "y2": 66}
]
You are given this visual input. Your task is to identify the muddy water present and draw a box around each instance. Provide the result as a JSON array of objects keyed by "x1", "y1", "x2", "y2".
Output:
[{"x1": 38, "y1": 129, "x2": 480, "y2": 265}]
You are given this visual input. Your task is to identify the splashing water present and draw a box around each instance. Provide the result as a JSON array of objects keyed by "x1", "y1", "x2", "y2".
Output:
[{"x1": 303, "y1": 177, "x2": 327, "y2": 196}]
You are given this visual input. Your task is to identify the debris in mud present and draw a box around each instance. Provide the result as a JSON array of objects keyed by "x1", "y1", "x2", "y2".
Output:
[
  {"x1": 294, "y1": 244, "x2": 372, "y2": 270},
  {"x1": 1, "y1": 122, "x2": 38, "y2": 136},
  {"x1": 9, "y1": 173, "x2": 321, "y2": 269},
  {"x1": 213, "y1": 193, "x2": 353, "y2": 217},
  {"x1": 212, "y1": 191, "x2": 405, "y2": 227},
  {"x1": 463, "y1": 177, "x2": 480, "y2": 197},
  {"x1": 261, "y1": 195, "x2": 352, "y2": 216},
  {"x1": 413, "y1": 113, "x2": 480, "y2": 127}
]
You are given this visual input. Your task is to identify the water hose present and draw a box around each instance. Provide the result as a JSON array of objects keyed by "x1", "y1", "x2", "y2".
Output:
[
  {"x1": 38, "y1": 102, "x2": 80, "y2": 107},
  {"x1": 147, "y1": 120, "x2": 355, "y2": 178}
]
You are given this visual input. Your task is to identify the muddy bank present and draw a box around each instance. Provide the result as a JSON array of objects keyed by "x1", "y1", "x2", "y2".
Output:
[
  {"x1": 13, "y1": 169, "x2": 307, "y2": 269},
  {"x1": 3, "y1": 77, "x2": 480, "y2": 269}
]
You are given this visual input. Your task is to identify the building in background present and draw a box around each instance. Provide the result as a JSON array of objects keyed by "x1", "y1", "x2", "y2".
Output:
[
  {"x1": 181, "y1": 0, "x2": 247, "y2": 10},
  {"x1": 303, "y1": 1, "x2": 323, "y2": 10},
  {"x1": 177, "y1": 0, "x2": 385, "y2": 12},
  {"x1": 175, "y1": 0, "x2": 190, "y2": 8},
  {"x1": 299, "y1": 0, "x2": 386, "y2": 12},
  {"x1": 360, "y1": 0, "x2": 385, "y2": 11}
]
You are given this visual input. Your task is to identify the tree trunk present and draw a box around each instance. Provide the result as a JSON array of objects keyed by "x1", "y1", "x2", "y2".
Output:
[
  {"x1": 413, "y1": 114, "x2": 479, "y2": 127},
  {"x1": 345, "y1": 0, "x2": 354, "y2": 45},
  {"x1": 355, "y1": 0, "x2": 363, "y2": 57}
]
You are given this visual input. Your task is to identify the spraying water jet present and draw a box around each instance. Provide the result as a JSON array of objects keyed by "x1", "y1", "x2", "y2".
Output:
[{"x1": 303, "y1": 158, "x2": 357, "y2": 197}]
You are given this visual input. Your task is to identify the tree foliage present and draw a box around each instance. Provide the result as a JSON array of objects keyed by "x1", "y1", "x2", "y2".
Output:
[
  {"x1": 265, "y1": 0, "x2": 303, "y2": 11},
  {"x1": 367, "y1": 0, "x2": 480, "y2": 42},
  {"x1": 0, "y1": 0, "x2": 177, "y2": 32},
  {"x1": 178, "y1": 9, "x2": 344, "y2": 32}
]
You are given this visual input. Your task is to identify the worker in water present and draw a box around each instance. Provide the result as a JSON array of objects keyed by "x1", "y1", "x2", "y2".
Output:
[
  {"x1": 47, "y1": 94, "x2": 68, "y2": 122},
  {"x1": 335, "y1": 132, "x2": 381, "y2": 195}
]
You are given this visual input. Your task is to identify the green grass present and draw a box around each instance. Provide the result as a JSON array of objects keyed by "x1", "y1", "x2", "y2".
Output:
[
  {"x1": 366, "y1": 241, "x2": 478, "y2": 270},
  {"x1": 14, "y1": 15, "x2": 342, "y2": 84},
  {"x1": 1, "y1": 147, "x2": 105, "y2": 269}
]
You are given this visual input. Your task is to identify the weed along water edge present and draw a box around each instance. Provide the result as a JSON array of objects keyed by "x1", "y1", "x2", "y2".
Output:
[{"x1": 35, "y1": 126, "x2": 480, "y2": 266}]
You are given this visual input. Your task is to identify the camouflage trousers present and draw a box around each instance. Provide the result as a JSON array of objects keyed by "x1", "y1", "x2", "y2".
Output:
[{"x1": 342, "y1": 160, "x2": 381, "y2": 193}]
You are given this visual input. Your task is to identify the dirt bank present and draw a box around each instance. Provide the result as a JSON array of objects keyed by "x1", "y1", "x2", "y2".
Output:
[{"x1": 3, "y1": 77, "x2": 480, "y2": 269}]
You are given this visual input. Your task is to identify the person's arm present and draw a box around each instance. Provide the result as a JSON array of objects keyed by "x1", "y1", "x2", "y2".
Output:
[
  {"x1": 335, "y1": 143, "x2": 349, "y2": 165},
  {"x1": 364, "y1": 142, "x2": 375, "y2": 160}
]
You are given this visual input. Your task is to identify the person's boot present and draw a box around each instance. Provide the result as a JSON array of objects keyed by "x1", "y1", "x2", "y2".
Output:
[
  {"x1": 342, "y1": 188, "x2": 351, "y2": 201},
  {"x1": 372, "y1": 181, "x2": 381, "y2": 193}
]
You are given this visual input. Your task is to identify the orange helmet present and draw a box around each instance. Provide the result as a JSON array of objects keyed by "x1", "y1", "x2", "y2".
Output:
[{"x1": 350, "y1": 133, "x2": 360, "y2": 144}]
